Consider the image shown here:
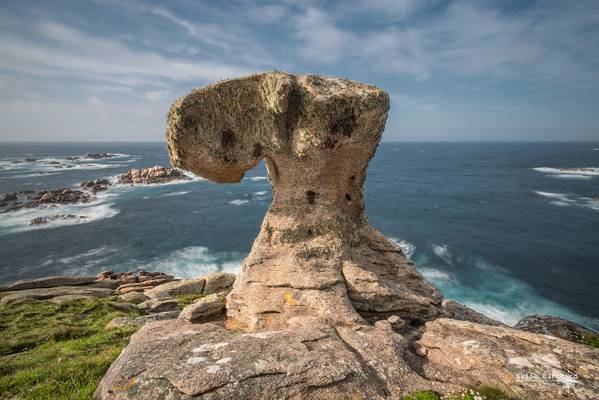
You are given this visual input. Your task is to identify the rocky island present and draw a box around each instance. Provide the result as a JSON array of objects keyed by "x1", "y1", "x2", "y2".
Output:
[{"x1": 0, "y1": 72, "x2": 597, "y2": 400}]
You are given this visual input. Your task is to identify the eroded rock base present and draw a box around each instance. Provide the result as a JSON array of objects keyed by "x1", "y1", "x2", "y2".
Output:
[{"x1": 95, "y1": 317, "x2": 452, "y2": 400}]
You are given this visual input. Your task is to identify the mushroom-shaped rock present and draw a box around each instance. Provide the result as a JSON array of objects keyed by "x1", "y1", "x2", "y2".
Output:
[{"x1": 167, "y1": 71, "x2": 442, "y2": 331}]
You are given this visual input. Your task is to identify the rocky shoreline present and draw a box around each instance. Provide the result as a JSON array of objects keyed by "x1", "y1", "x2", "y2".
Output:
[
  {"x1": 1, "y1": 269, "x2": 597, "y2": 399},
  {"x1": 0, "y1": 166, "x2": 191, "y2": 224}
]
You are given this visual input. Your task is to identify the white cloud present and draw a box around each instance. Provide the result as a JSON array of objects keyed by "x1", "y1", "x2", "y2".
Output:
[
  {"x1": 293, "y1": 7, "x2": 353, "y2": 64},
  {"x1": 0, "y1": 21, "x2": 250, "y2": 87}
]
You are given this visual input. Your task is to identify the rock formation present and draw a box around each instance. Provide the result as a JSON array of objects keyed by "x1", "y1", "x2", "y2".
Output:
[
  {"x1": 167, "y1": 71, "x2": 441, "y2": 330},
  {"x1": 96, "y1": 72, "x2": 599, "y2": 399}
]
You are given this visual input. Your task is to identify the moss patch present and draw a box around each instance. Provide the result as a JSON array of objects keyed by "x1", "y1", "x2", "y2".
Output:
[
  {"x1": 403, "y1": 387, "x2": 519, "y2": 400},
  {"x1": 175, "y1": 293, "x2": 207, "y2": 308},
  {"x1": 0, "y1": 296, "x2": 142, "y2": 399},
  {"x1": 580, "y1": 333, "x2": 599, "y2": 348},
  {"x1": 403, "y1": 390, "x2": 440, "y2": 400}
]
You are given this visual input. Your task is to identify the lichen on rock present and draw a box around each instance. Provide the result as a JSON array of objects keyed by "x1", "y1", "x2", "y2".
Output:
[{"x1": 166, "y1": 71, "x2": 441, "y2": 331}]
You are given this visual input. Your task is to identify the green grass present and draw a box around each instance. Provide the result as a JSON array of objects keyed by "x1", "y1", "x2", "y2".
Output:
[
  {"x1": 403, "y1": 390, "x2": 440, "y2": 400},
  {"x1": 175, "y1": 293, "x2": 207, "y2": 307},
  {"x1": 580, "y1": 333, "x2": 599, "y2": 348},
  {"x1": 0, "y1": 296, "x2": 142, "y2": 399},
  {"x1": 404, "y1": 386, "x2": 519, "y2": 400}
]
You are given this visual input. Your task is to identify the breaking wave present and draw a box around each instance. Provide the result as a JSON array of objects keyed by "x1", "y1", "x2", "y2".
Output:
[
  {"x1": 410, "y1": 244, "x2": 599, "y2": 330},
  {"x1": 125, "y1": 246, "x2": 243, "y2": 279},
  {"x1": 0, "y1": 192, "x2": 120, "y2": 235},
  {"x1": 229, "y1": 199, "x2": 250, "y2": 206},
  {"x1": 247, "y1": 176, "x2": 267, "y2": 181},
  {"x1": 388, "y1": 237, "x2": 416, "y2": 259},
  {"x1": 534, "y1": 191, "x2": 599, "y2": 211}
]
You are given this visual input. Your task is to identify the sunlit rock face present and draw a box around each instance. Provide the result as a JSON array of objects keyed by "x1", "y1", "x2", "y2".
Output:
[{"x1": 166, "y1": 71, "x2": 442, "y2": 331}]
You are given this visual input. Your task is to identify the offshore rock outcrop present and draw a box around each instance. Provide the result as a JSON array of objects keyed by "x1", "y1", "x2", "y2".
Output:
[
  {"x1": 116, "y1": 166, "x2": 190, "y2": 185},
  {"x1": 96, "y1": 72, "x2": 599, "y2": 399}
]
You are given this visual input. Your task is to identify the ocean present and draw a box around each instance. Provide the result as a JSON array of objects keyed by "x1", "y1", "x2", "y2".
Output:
[{"x1": 0, "y1": 141, "x2": 598, "y2": 330}]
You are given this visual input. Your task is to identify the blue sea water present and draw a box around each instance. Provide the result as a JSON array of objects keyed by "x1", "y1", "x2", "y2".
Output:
[{"x1": 0, "y1": 141, "x2": 598, "y2": 330}]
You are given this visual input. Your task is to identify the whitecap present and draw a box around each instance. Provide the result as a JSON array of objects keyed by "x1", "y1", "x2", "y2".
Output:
[
  {"x1": 389, "y1": 237, "x2": 416, "y2": 259},
  {"x1": 120, "y1": 246, "x2": 243, "y2": 279},
  {"x1": 247, "y1": 176, "x2": 267, "y2": 181},
  {"x1": 161, "y1": 191, "x2": 190, "y2": 197},
  {"x1": 420, "y1": 267, "x2": 457, "y2": 283},
  {"x1": 432, "y1": 243, "x2": 453, "y2": 265},
  {"x1": 253, "y1": 191, "x2": 267, "y2": 196},
  {"x1": 229, "y1": 199, "x2": 250, "y2": 206},
  {"x1": 534, "y1": 191, "x2": 574, "y2": 203},
  {"x1": 415, "y1": 248, "x2": 599, "y2": 330},
  {"x1": 6, "y1": 172, "x2": 61, "y2": 179},
  {"x1": 0, "y1": 191, "x2": 120, "y2": 235}
]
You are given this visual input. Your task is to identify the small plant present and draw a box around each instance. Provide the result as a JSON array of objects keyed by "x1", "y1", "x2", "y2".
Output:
[{"x1": 404, "y1": 390, "x2": 441, "y2": 400}]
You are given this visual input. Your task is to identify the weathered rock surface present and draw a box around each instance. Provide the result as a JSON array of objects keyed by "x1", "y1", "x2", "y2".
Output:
[
  {"x1": 48, "y1": 294, "x2": 94, "y2": 304},
  {"x1": 515, "y1": 314, "x2": 598, "y2": 346},
  {"x1": 0, "y1": 275, "x2": 97, "y2": 292},
  {"x1": 1, "y1": 286, "x2": 113, "y2": 305},
  {"x1": 441, "y1": 300, "x2": 505, "y2": 326},
  {"x1": 95, "y1": 318, "x2": 453, "y2": 399},
  {"x1": 167, "y1": 71, "x2": 440, "y2": 331},
  {"x1": 105, "y1": 311, "x2": 181, "y2": 329},
  {"x1": 178, "y1": 292, "x2": 227, "y2": 323},
  {"x1": 137, "y1": 298, "x2": 180, "y2": 313},
  {"x1": 143, "y1": 273, "x2": 235, "y2": 299},
  {"x1": 116, "y1": 166, "x2": 190, "y2": 185},
  {"x1": 416, "y1": 318, "x2": 599, "y2": 400},
  {"x1": 118, "y1": 292, "x2": 149, "y2": 304}
]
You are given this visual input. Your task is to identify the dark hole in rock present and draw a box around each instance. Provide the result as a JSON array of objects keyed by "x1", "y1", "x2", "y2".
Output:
[
  {"x1": 305, "y1": 190, "x2": 317, "y2": 205},
  {"x1": 345, "y1": 193, "x2": 352, "y2": 201},
  {"x1": 252, "y1": 143, "x2": 262, "y2": 158},
  {"x1": 221, "y1": 129, "x2": 235, "y2": 148},
  {"x1": 306, "y1": 229, "x2": 313, "y2": 237},
  {"x1": 331, "y1": 113, "x2": 356, "y2": 137},
  {"x1": 323, "y1": 138, "x2": 335, "y2": 149}
]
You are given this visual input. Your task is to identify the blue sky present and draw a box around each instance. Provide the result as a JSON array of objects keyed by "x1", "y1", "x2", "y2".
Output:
[{"x1": 1, "y1": 0, "x2": 598, "y2": 141}]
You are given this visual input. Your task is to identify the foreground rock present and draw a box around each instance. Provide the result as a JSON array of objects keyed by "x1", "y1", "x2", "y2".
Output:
[
  {"x1": 0, "y1": 275, "x2": 97, "y2": 292},
  {"x1": 145, "y1": 272, "x2": 235, "y2": 299},
  {"x1": 116, "y1": 166, "x2": 190, "y2": 185},
  {"x1": 178, "y1": 292, "x2": 227, "y2": 323},
  {"x1": 1, "y1": 286, "x2": 113, "y2": 305},
  {"x1": 106, "y1": 311, "x2": 180, "y2": 329},
  {"x1": 96, "y1": 318, "x2": 453, "y2": 399},
  {"x1": 515, "y1": 314, "x2": 599, "y2": 346},
  {"x1": 416, "y1": 318, "x2": 599, "y2": 400}
]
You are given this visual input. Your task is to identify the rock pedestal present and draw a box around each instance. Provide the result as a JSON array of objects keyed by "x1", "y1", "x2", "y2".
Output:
[{"x1": 167, "y1": 71, "x2": 441, "y2": 331}]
